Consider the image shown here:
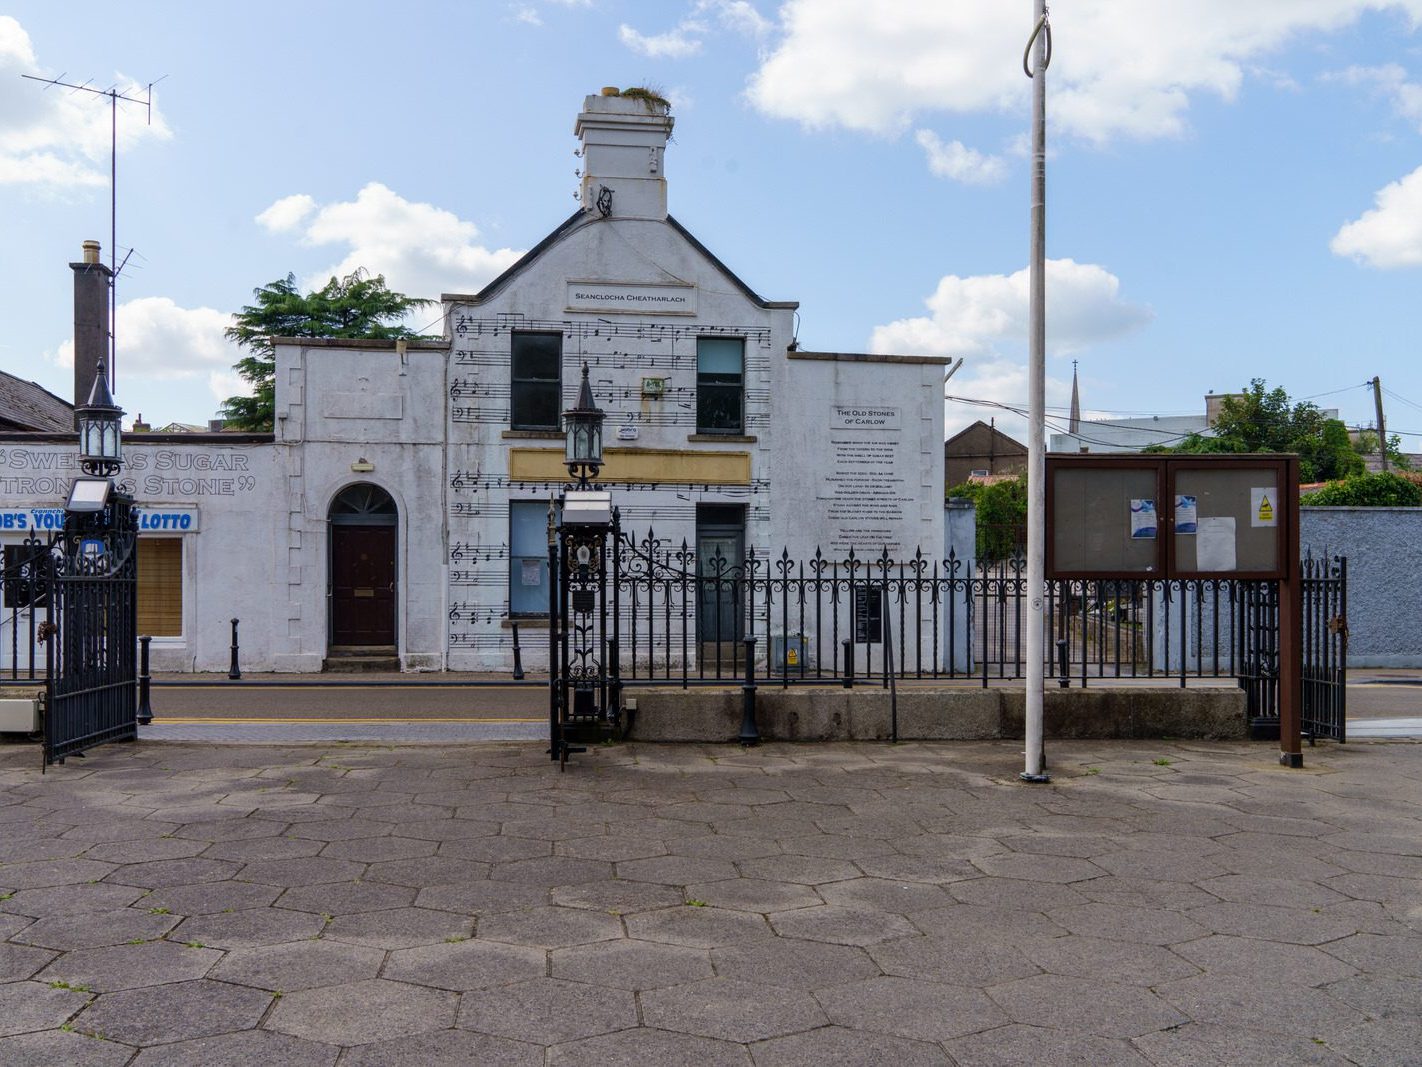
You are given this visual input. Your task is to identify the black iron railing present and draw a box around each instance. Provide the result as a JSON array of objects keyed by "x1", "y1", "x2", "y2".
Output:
[{"x1": 597, "y1": 531, "x2": 1346, "y2": 727}]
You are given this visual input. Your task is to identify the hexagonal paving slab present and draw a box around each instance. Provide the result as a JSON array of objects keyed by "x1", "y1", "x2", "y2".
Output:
[
  {"x1": 37, "y1": 940, "x2": 222, "y2": 992},
  {"x1": 267, "y1": 978, "x2": 457, "y2": 1045},
  {"x1": 211, "y1": 937, "x2": 385, "y2": 991},
  {"x1": 385, "y1": 938, "x2": 547, "y2": 991},
  {"x1": 478, "y1": 906, "x2": 622, "y2": 949},
  {"x1": 640, "y1": 977, "x2": 826, "y2": 1043},
  {"x1": 552, "y1": 938, "x2": 712, "y2": 989},
  {"x1": 458, "y1": 977, "x2": 637, "y2": 1044},
  {"x1": 72, "y1": 978, "x2": 271, "y2": 1046}
]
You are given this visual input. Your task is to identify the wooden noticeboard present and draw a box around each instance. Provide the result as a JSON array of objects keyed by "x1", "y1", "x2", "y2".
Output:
[
  {"x1": 1045, "y1": 452, "x2": 1304, "y2": 768},
  {"x1": 1047, "y1": 454, "x2": 1296, "y2": 582}
]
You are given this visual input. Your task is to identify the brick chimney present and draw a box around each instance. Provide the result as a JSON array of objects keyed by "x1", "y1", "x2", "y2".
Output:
[
  {"x1": 575, "y1": 88, "x2": 674, "y2": 220},
  {"x1": 71, "y1": 239, "x2": 111, "y2": 428}
]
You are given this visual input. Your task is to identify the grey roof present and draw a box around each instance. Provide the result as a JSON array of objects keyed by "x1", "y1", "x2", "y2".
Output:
[{"x1": 0, "y1": 370, "x2": 73, "y2": 432}]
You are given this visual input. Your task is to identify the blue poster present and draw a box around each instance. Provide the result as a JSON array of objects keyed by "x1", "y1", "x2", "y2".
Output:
[
  {"x1": 1174, "y1": 494, "x2": 1198, "y2": 534},
  {"x1": 1130, "y1": 498, "x2": 1157, "y2": 540}
]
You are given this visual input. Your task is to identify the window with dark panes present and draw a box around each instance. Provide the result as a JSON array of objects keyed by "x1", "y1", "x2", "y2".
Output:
[
  {"x1": 697, "y1": 337, "x2": 744, "y2": 433},
  {"x1": 510, "y1": 332, "x2": 562, "y2": 430},
  {"x1": 509, "y1": 501, "x2": 553, "y2": 616}
]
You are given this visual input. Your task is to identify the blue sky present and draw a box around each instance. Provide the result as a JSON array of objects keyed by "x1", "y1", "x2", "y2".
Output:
[{"x1": 4, "y1": 1, "x2": 1422, "y2": 446}]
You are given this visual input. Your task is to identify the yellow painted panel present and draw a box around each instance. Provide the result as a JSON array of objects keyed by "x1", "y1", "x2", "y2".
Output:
[{"x1": 508, "y1": 448, "x2": 751, "y2": 485}]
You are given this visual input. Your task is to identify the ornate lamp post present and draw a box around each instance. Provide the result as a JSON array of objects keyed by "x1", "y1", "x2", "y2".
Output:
[
  {"x1": 77, "y1": 356, "x2": 123, "y2": 478},
  {"x1": 66, "y1": 356, "x2": 125, "y2": 515},
  {"x1": 550, "y1": 363, "x2": 619, "y2": 766},
  {"x1": 563, "y1": 363, "x2": 605, "y2": 489}
]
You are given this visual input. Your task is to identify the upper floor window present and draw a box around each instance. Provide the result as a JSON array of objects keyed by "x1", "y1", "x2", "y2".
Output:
[
  {"x1": 697, "y1": 337, "x2": 744, "y2": 434},
  {"x1": 511, "y1": 332, "x2": 562, "y2": 430}
]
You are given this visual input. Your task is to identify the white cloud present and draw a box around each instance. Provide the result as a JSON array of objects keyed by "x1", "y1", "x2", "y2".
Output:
[
  {"x1": 0, "y1": 16, "x2": 171, "y2": 190},
  {"x1": 618, "y1": 1, "x2": 769, "y2": 59},
  {"x1": 1331, "y1": 163, "x2": 1422, "y2": 267},
  {"x1": 619, "y1": 23, "x2": 705, "y2": 58},
  {"x1": 256, "y1": 182, "x2": 524, "y2": 301},
  {"x1": 50, "y1": 298, "x2": 237, "y2": 382},
  {"x1": 915, "y1": 130, "x2": 1008, "y2": 185},
  {"x1": 747, "y1": 1, "x2": 1422, "y2": 143},
  {"x1": 870, "y1": 259, "x2": 1152, "y2": 360},
  {"x1": 255, "y1": 193, "x2": 316, "y2": 234},
  {"x1": 1328, "y1": 63, "x2": 1422, "y2": 127},
  {"x1": 702, "y1": 0, "x2": 771, "y2": 38}
]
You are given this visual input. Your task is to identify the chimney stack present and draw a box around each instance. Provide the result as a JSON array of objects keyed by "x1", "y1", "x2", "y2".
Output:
[
  {"x1": 71, "y1": 240, "x2": 112, "y2": 428},
  {"x1": 575, "y1": 88, "x2": 674, "y2": 220}
]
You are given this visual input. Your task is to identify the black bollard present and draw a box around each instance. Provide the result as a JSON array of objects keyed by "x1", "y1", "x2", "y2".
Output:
[
  {"x1": 137, "y1": 635, "x2": 153, "y2": 725},
  {"x1": 228, "y1": 618, "x2": 241, "y2": 680},
  {"x1": 1056, "y1": 638, "x2": 1070, "y2": 688},
  {"x1": 842, "y1": 639, "x2": 855, "y2": 689},
  {"x1": 510, "y1": 621, "x2": 525, "y2": 680},
  {"x1": 738, "y1": 637, "x2": 759, "y2": 745}
]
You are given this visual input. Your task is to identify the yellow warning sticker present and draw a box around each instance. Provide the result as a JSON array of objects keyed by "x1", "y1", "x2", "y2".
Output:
[{"x1": 1250, "y1": 487, "x2": 1278, "y2": 528}]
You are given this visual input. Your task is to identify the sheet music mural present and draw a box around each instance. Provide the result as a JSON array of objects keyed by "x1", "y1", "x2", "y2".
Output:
[{"x1": 444, "y1": 313, "x2": 774, "y2": 659}]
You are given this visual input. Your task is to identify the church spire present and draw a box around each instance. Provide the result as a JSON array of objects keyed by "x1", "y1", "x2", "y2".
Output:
[{"x1": 1069, "y1": 360, "x2": 1081, "y2": 435}]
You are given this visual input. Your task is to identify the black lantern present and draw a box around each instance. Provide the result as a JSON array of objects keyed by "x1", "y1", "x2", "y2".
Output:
[
  {"x1": 563, "y1": 362, "x2": 605, "y2": 489},
  {"x1": 77, "y1": 356, "x2": 123, "y2": 478}
]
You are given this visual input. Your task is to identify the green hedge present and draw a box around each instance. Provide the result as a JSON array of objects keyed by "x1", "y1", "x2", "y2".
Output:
[{"x1": 1302, "y1": 471, "x2": 1422, "y2": 507}]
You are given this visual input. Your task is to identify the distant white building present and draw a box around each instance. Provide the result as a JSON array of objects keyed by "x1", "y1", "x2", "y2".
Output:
[
  {"x1": 1051, "y1": 373, "x2": 1337, "y2": 454},
  {"x1": 2, "y1": 90, "x2": 948, "y2": 674}
]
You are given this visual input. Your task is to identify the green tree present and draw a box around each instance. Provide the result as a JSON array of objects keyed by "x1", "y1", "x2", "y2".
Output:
[
  {"x1": 1149, "y1": 379, "x2": 1365, "y2": 482},
  {"x1": 220, "y1": 270, "x2": 431, "y2": 430},
  {"x1": 1303, "y1": 471, "x2": 1422, "y2": 506},
  {"x1": 948, "y1": 475, "x2": 1027, "y2": 561}
]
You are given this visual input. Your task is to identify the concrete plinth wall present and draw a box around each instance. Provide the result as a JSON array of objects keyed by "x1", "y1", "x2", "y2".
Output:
[{"x1": 626, "y1": 686, "x2": 1246, "y2": 743}]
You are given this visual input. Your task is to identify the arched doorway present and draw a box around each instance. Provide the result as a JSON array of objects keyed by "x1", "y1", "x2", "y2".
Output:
[{"x1": 328, "y1": 484, "x2": 397, "y2": 650}]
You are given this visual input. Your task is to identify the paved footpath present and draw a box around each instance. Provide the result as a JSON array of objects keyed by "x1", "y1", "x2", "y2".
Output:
[{"x1": 0, "y1": 738, "x2": 1417, "y2": 1065}]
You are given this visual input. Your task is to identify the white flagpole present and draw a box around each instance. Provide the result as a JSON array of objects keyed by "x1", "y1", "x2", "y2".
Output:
[{"x1": 1022, "y1": 1, "x2": 1052, "y2": 783}]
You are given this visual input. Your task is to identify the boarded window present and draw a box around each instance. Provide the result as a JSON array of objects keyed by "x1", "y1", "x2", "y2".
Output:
[{"x1": 138, "y1": 538, "x2": 183, "y2": 637}]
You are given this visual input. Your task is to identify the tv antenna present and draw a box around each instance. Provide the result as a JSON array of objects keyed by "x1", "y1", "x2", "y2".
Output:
[{"x1": 20, "y1": 71, "x2": 167, "y2": 391}]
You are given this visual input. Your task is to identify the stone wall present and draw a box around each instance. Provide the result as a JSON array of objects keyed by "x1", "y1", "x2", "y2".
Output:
[{"x1": 1302, "y1": 506, "x2": 1422, "y2": 667}]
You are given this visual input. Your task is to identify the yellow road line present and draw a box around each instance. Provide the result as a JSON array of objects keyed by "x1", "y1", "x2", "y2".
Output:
[{"x1": 153, "y1": 716, "x2": 544, "y2": 725}]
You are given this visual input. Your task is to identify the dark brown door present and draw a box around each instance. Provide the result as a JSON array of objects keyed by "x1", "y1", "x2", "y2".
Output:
[{"x1": 331, "y1": 525, "x2": 396, "y2": 646}]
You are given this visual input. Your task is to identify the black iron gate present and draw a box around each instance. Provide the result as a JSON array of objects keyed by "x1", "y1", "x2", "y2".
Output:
[
  {"x1": 548, "y1": 507, "x2": 622, "y2": 767},
  {"x1": 44, "y1": 495, "x2": 139, "y2": 767}
]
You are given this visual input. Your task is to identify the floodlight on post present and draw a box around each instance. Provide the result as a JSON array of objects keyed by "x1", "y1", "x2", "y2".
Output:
[
  {"x1": 563, "y1": 363, "x2": 605, "y2": 490},
  {"x1": 77, "y1": 354, "x2": 124, "y2": 479}
]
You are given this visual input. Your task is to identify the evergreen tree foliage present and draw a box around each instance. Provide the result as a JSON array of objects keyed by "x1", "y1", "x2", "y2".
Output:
[
  {"x1": 1147, "y1": 378, "x2": 1365, "y2": 482},
  {"x1": 219, "y1": 271, "x2": 431, "y2": 430}
]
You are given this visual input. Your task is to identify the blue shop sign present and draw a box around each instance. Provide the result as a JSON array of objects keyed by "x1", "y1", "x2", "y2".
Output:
[{"x1": 0, "y1": 506, "x2": 200, "y2": 533}]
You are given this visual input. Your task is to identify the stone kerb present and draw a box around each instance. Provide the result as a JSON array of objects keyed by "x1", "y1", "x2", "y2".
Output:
[{"x1": 626, "y1": 686, "x2": 1246, "y2": 742}]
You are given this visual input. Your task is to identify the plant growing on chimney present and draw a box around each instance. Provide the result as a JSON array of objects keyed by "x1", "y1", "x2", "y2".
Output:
[
  {"x1": 219, "y1": 269, "x2": 430, "y2": 431},
  {"x1": 618, "y1": 86, "x2": 671, "y2": 112}
]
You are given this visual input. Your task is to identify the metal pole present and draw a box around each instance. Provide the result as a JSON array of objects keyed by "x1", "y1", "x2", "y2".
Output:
[
  {"x1": 1372, "y1": 376, "x2": 1388, "y2": 473},
  {"x1": 137, "y1": 635, "x2": 153, "y2": 725},
  {"x1": 738, "y1": 636, "x2": 759, "y2": 745},
  {"x1": 227, "y1": 618, "x2": 241, "y2": 680},
  {"x1": 1022, "y1": 0, "x2": 1051, "y2": 783},
  {"x1": 510, "y1": 621, "x2": 525, "y2": 680}
]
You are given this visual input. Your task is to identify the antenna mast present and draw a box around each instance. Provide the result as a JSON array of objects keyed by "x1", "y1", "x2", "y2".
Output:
[{"x1": 21, "y1": 71, "x2": 164, "y2": 392}]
